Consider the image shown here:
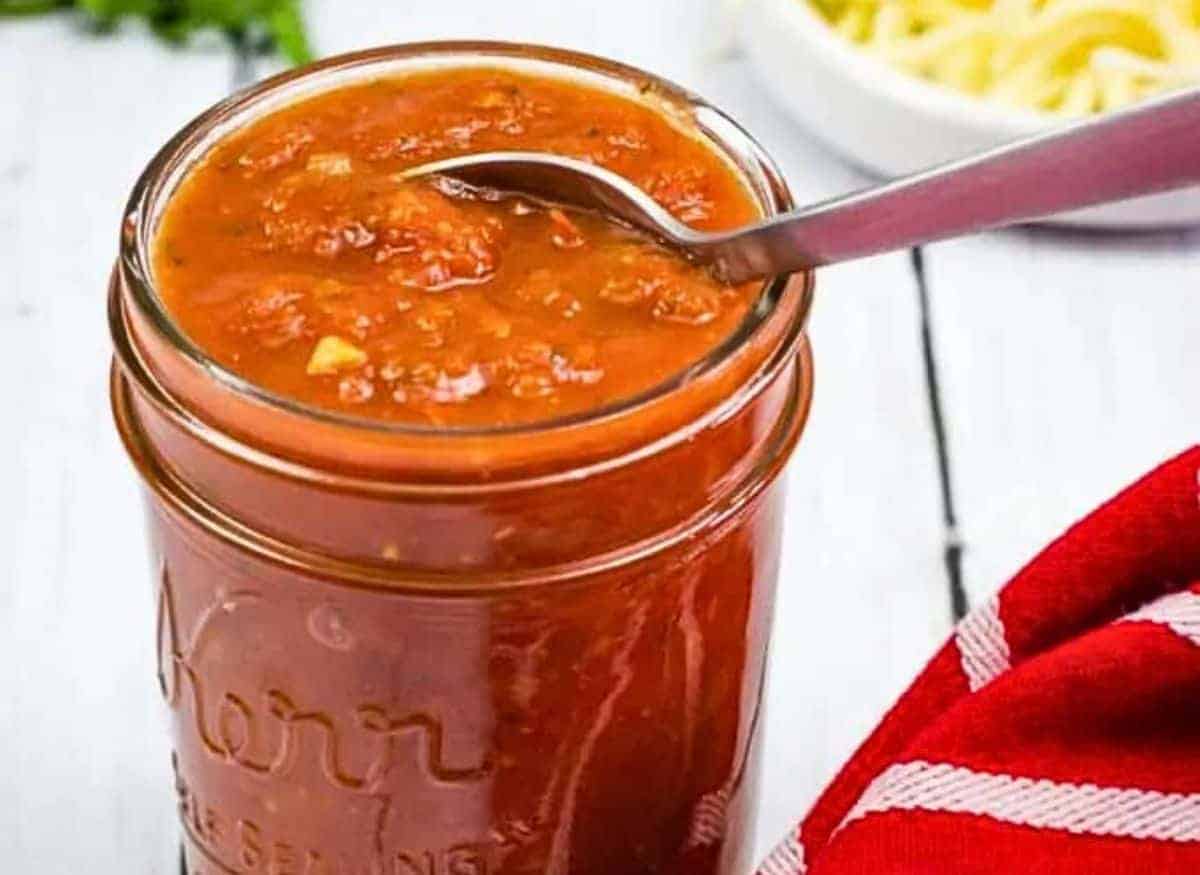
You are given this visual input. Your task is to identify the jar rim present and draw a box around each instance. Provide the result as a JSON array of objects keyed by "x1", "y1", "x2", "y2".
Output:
[{"x1": 117, "y1": 40, "x2": 813, "y2": 442}]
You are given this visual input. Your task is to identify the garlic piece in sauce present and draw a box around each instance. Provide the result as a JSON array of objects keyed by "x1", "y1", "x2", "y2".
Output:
[{"x1": 306, "y1": 335, "x2": 367, "y2": 375}]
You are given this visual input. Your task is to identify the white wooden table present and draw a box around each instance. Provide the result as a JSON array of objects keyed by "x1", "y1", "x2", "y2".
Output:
[{"x1": 2, "y1": 4, "x2": 1196, "y2": 870}]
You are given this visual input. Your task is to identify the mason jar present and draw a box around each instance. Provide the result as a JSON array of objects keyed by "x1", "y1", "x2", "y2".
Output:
[{"x1": 109, "y1": 42, "x2": 814, "y2": 875}]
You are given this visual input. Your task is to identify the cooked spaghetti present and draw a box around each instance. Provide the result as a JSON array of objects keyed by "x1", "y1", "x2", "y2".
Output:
[{"x1": 807, "y1": 0, "x2": 1200, "y2": 114}]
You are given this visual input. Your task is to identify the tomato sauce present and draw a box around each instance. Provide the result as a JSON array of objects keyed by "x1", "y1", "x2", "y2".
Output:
[
  {"x1": 154, "y1": 69, "x2": 760, "y2": 426},
  {"x1": 111, "y1": 46, "x2": 812, "y2": 875}
]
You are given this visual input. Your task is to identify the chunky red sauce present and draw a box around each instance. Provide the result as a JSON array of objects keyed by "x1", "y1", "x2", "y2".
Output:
[{"x1": 154, "y1": 69, "x2": 760, "y2": 426}]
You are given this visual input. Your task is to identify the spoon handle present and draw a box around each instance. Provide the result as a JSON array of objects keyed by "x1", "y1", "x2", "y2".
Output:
[{"x1": 710, "y1": 87, "x2": 1200, "y2": 279}]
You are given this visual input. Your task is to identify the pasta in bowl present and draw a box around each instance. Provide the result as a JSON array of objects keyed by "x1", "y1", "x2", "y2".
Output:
[
  {"x1": 813, "y1": 0, "x2": 1200, "y2": 115},
  {"x1": 740, "y1": 0, "x2": 1200, "y2": 225}
]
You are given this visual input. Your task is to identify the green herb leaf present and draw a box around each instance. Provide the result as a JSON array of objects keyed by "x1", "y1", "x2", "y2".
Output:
[
  {"x1": 1, "y1": 0, "x2": 314, "y2": 64},
  {"x1": 0, "y1": 0, "x2": 74, "y2": 14},
  {"x1": 265, "y1": 0, "x2": 311, "y2": 64}
]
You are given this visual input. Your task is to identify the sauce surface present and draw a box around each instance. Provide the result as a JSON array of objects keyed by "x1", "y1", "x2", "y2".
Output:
[{"x1": 154, "y1": 68, "x2": 760, "y2": 426}]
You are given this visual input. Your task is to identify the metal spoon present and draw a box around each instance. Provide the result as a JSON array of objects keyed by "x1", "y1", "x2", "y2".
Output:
[{"x1": 405, "y1": 87, "x2": 1200, "y2": 283}]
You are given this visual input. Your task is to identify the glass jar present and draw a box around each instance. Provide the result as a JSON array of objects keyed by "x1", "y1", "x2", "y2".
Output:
[{"x1": 109, "y1": 42, "x2": 814, "y2": 875}]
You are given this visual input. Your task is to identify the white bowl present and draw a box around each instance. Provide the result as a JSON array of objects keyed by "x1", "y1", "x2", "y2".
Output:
[{"x1": 739, "y1": 0, "x2": 1200, "y2": 228}]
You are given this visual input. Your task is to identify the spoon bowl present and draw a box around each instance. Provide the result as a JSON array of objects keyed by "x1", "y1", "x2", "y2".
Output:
[{"x1": 407, "y1": 153, "x2": 697, "y2": 243}]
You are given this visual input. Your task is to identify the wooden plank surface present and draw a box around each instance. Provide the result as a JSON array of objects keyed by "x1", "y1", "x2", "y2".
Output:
[
  {"x1": 0, "y1": 18, "x2": 231, "y2": 871},
  {"x1": 922, "y1": 230, "x2": 1200, "y2": 604},
  {"x1": 10, "y1": 2, "x2": 1193, "y2": 871}
]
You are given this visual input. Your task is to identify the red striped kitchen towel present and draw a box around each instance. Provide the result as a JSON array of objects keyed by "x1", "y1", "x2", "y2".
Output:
[{"x1": 760, "y1": 445, "x2": 1200, "y2": 874}]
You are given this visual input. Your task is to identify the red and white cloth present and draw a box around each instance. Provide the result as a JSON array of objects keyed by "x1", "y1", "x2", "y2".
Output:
[{"x1": 760, "y1": 446, "x2": 1200, "y2": 874}]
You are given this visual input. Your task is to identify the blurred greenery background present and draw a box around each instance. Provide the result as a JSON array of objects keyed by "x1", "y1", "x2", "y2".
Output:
[{"x1": 0, "y1": 0, "x2": 311, "y2": 62}]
